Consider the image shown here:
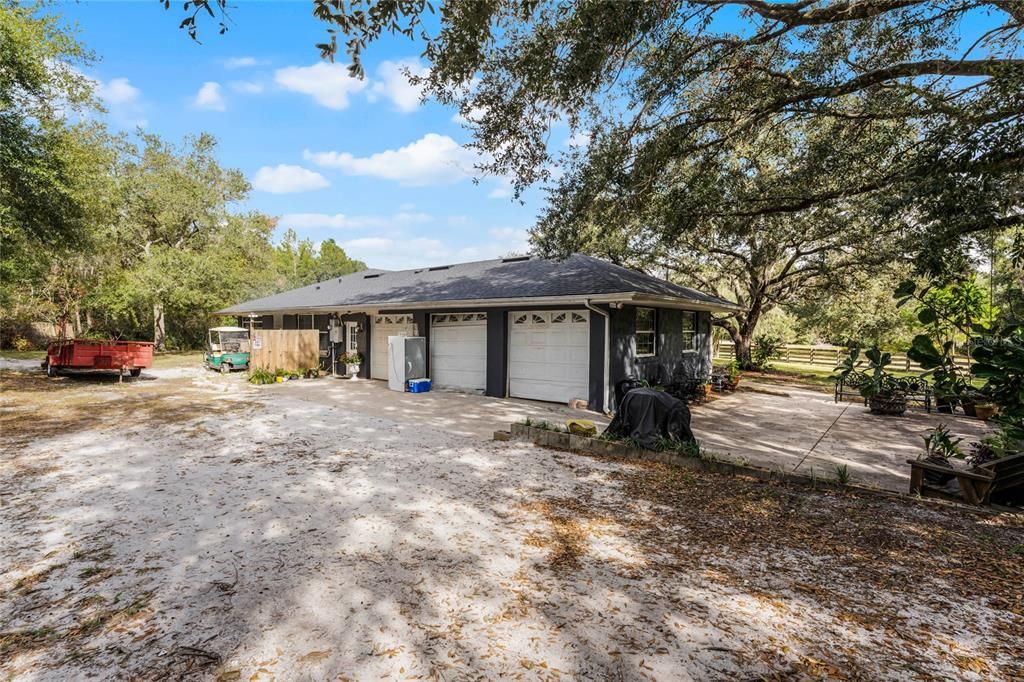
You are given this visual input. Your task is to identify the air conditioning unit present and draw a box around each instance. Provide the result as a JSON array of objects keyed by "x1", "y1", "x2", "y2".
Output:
[{"x1": 387, "y1": 336, "x2": 427, "y2": 391}]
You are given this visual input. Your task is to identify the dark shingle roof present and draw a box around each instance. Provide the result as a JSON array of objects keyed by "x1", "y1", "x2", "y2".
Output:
[{"x1": 219, "y1": 253, "x2": 737, "y2": 313}]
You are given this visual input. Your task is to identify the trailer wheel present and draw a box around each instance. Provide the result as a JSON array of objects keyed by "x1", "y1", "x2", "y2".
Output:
[
  {"x1": 45, "y1": 361, "x2": 57, "y2": 378},
  {"x1": 220, "y1": 363, "x2": 231, "y2": 374},
  {"x1": 129, "y1": 368, "x2": 142, "y2": 378}
]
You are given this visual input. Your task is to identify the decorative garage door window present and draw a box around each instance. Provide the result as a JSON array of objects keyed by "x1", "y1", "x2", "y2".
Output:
[
  {"x1": 681, "y1": 311, "x2": 697, "y2": 351},
  {"x1": 512, "y1": 311, "x2": 588, "y2": 325},
  {"x1": 432, "y1": 313, "x2": 486, "y2": 326},
  {"x1": 374, "y1": 314, "x2": 414, "y2": 325},
  {"x1": 636, "y1": 307, "x2": 657, "y2": 356}
]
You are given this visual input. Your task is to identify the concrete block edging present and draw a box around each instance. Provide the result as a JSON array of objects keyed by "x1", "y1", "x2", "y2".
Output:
[{"x1": 495, "y1": 424, "x2": 1006, "y2": 517}]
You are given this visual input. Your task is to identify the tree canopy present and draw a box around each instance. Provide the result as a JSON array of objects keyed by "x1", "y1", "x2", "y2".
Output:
[
  {"x1": 175, "y1": 0, "x2": 1023, "y2": 279},
  {"x1": 1, "y1": 2, "x2": 368, "y2": 350},
  {"x1": 1, "y1": 0, "x2": 96, "y2": 245}
]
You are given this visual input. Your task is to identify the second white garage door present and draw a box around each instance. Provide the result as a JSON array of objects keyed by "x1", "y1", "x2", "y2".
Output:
[
  {"x1": 508, "y1": 310, "x2": 590, "y2": 404},
  {"x1": 430, "y1": 313, "x2": 487, "y2": 392},
  {"x1": 371, "y1": 314, "x2": 416, "y2": 380}
]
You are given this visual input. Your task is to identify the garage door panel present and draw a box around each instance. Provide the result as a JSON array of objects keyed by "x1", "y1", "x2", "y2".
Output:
[
  {"x1": 371, "y1": 314, "x2": 416, "y2": 380},
  {"x1": 430, "y1": 314, "x2": 486, "y2": 391},
  {"x1": 508, "y1": 310, "x2": 590, "y2": 404}
]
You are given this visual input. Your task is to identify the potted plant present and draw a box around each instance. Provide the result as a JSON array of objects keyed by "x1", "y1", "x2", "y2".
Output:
[
  {"x1": 726, "y1": 361, "x2": 741, "y2": 390},
  {"x1": 699, "y1": 369, "x2": 713, "y2": 401},
  {"x1": 907, "y1": 334, "x2": 971, "y2": 414},
  {"x1": 974, "y1": 402, "x2": 999, "y2": 421},
  {"x1": 919, "y1": 424, "x2": 964, "y2": 485},
  {"x1": 340, "y1": 351, "x2": 363, "y2": 378},
  {"x1": 836, "y1": 348, "x2": 909, "y2": 416}
]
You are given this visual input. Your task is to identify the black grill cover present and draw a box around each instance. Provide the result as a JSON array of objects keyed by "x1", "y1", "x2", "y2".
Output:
[{"x1": 605, "y1": 388, "x2": 695, "y2": 450}]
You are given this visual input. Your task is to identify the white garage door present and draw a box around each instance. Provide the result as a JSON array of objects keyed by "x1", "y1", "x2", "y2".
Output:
[
  {"x1": 508, "y1": 310, "x2": 590, "y2": 404},
  {"x1": 430, "y1": 313, "x2": 487, "y2": 392},
  {"x1": 371, "y1": 314, "x2": 416, "y2": 380}
]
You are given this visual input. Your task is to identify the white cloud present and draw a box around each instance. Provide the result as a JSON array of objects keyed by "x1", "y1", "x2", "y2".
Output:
[
  {"x1": 340, "y1": 236, "x2": 452, "y2": 270},
  {"x1": 333, "y1": 223, "x2": 531, "y2": 270},
  {"x1": 274, "y1": 62, "x2": 367, "y2": 110},
  {"x1": 193, "y1": 82, "x2": 226, "y2": 111},
  {"x1": 451, "y1": 105, "x2": 487, "y2": 125},
  {"x1": 369, "y1": 58, "x2": 429, "y2": 113},
  {"x1": 251, "y1": 165, "x2": 329, "y2": 194},
  {"x1": 304, "y1": 133, "x2": 480, "y2": 186},
  {"x1": 224, "y1": 56, "x2": 263, "y2": 69},
  {"x1": 567, "y1": 130, "x2": 591, "y2": 148},
  {"x1": 280, "y1": 211, "x2": 433, "y2": 230},
  {"x1": 229, "y1": 80, "x2": 264, "y2": 94},
  {"x1": 488, "y1": 176, "x2": 514, "y2": 199},
  {"x1": 95, "y1": 77, "x2": 147, "y2": 127}
]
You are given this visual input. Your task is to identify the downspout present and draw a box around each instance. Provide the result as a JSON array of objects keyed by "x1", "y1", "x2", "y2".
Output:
[{"x1": 584, "y1": 299, "x2": 612, "y2": 414}]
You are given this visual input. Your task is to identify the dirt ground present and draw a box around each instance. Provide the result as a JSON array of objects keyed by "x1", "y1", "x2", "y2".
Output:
[{"x1": 2, "y1": 361, "x2": 1023, "y2": 680}]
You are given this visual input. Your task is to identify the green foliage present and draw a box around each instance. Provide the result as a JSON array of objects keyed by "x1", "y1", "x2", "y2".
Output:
[
  {"x1": 726, "y1": 361, "x2": 740, "y2": 383},
  {"x1": 921, "y1": 424, "x2": 965, "y2": 462},
  {"x1": 1, "y1": 0, "x2": 97, "y2": 246},
  {"x1": 835, "y1": 347, "x2": 909, "y2": 400},
  {"x1": 907, "y1": 334, "x2": 971, "y2": 400},
  {"x1": 834, "y1": 464, "x2": 851, "y2": 486},
  {"x1": 247, "y1": 367, "x2": 276, "y2": 385},
  {"x1": 972, "y1": 327, "x2": 1024, "y2": 434},
  {"x1": 790, "y1": 267, "x2": 920, "y2": 348},
  {"x1": 751, "y1": 335, "x2": 784, "y2": 371},
  {"x1": 339, "y1": 351, "x2": 363, "y2": 365}
]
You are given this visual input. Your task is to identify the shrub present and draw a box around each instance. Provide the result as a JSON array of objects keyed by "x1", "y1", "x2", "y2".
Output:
[
  {"x1": 248, "y1": 367, "x2": 276, "y2": 385},
  {"x1": 751, "y1": 334, "x2": 784, "y2": 369}
]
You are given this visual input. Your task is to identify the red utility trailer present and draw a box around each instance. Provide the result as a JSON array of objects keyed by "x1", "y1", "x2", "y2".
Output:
[{"x1": 43, "y1": 339, "x2": 155, "y2": 378}]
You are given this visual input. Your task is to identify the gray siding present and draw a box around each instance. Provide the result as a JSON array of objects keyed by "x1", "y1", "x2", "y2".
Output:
[{"x1": 608, "y1": 305, "x2": 712, "y2": 400}]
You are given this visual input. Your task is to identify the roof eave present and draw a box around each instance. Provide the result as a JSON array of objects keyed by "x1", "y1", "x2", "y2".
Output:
[{"x1": 216, "y1": 291, "x2": 740, "y2": 316}]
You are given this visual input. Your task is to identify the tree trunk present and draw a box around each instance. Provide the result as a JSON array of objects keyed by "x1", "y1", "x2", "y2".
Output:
[
  {"x1": 715, "y1": 294, "x2": 766, "y2": 369},
  {"x1": 153, "y1": 301, "x2": 166, "y2": 351},
  {"x1": 737, "y1": 301, "x2": 770, "y2": 368}
]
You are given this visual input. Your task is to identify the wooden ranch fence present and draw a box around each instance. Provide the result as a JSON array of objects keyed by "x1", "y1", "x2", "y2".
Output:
[
  {"x1": 249, "y1": 329, "x2": 320, "y2": 371},
  {"x1": 715, "y1": 342, "x2": 973, "y2": 372}
]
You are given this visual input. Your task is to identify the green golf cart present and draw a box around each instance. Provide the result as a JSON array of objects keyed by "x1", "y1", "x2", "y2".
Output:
[{"x1": 205, "y1": 326, "x2": 251, "y2": 373}]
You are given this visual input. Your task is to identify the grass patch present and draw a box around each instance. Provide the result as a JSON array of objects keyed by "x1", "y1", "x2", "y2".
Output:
[
  {"x1": 0, "y1": 627, "x2": 57, "y2": 658},
  {"x1": 0, "y1": 350, "x2": 45, "y2": 361}
]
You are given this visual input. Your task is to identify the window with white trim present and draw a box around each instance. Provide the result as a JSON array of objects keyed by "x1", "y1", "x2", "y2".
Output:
[
  {"x1": 681, "y1": 311, "x2": 697, "y2": 352},
  {"x1": 635, "y1": 307, "x2": 656, "y2": 356},
  {"x1": 345, "y1": 322, "x2": 359, "y2": 352}
]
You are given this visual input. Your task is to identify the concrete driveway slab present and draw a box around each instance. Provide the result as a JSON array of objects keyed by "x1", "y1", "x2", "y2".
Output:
[
  {"x1": 272, "y1": 375, "x2": 608, "y2": 439},
  {"x1": 690, "y1": 382, "x2": 992, "y2": 491}
]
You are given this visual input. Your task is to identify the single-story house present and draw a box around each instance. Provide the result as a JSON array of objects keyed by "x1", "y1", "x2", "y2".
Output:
[{"x1": 218, "y1": 253, "x2": 739, "y2": 412}]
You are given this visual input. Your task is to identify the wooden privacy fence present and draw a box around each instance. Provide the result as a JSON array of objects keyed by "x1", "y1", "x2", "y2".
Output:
[
  {"x1": 249, "y1": 330, "x2": 320, "y2": 371},
  {"x1": 715, "y1": 342, "x2": 973, "y2": 372}
]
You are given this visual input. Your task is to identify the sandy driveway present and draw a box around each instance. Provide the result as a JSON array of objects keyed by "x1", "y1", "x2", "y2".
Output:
[{"x1": 2, "y1": 365, "x2": 1023, "y2": 680}]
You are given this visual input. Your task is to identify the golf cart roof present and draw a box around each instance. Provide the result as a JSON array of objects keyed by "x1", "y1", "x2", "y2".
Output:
[{"x1": 210, "y1": 326, "x2": 249, "y2": 333}]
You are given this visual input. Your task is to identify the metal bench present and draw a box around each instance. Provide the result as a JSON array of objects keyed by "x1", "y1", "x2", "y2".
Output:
[{"x1": 834, "y1": 370, "x2": 932, "y2": 412}]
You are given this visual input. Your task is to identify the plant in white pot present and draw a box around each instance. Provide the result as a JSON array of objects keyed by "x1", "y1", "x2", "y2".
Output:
[{"x1": 340, "y1": 352, "x2": 363, "y2": 379}]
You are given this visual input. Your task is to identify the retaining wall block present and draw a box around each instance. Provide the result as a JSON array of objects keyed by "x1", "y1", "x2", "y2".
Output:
[{"x1": 510, "y1": 423, "x2": 530, "y2": 439}]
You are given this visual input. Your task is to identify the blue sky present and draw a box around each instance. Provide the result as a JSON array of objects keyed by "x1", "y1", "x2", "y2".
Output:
[{"x1": 59, "y1": 1, "x2": 554, "y2": 270}]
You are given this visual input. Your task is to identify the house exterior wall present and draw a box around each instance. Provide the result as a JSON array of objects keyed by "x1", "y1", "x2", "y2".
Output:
[
  {"x1": 242, "y1": 302, "x2": 710, "y2": 413},
  {"x1": 608, "y1": 305, "x2": 712, "y2": 400}
]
